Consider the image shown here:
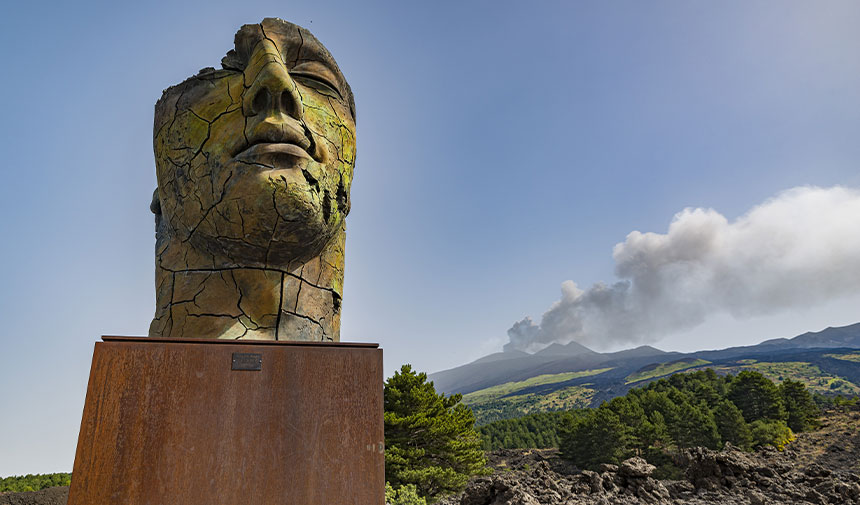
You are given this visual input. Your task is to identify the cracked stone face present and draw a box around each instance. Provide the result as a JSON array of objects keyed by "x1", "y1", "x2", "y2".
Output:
[{"x1": 149, "y1": 18, "x2": 356, "y2": 341}]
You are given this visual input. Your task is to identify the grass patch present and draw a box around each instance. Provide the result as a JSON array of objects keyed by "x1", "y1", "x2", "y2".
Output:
[
  {"x1": 463, "y1": 368, "x2": 611, "y2": 405},
  {"x1": 825, "y1": 352, "x2": 860, "y2": 363},
  {"x1": 625, "y1": 359, "x2": 711, "y2": 384},
  {"x1": 463, "y1": 369, "x2": 611, "y2": 424},
  {"x1": 468, "y1": 385, "x2": 596, "y2": 425}
]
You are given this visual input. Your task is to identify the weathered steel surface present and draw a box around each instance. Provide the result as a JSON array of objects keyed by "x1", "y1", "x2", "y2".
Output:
[{"x1": 68, "y1": 337, "x2": 384, "y2": 505}]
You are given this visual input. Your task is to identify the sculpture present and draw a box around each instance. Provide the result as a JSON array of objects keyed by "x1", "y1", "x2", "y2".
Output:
[{"x1": 149, "y1": 18, "x2": 356, "y2": 341}]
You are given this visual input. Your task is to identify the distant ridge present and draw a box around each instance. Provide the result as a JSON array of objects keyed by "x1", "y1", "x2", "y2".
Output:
[
  {"x1": 534, "y1": 341, "x2": 597, "y2": 357},
  {"x1": 599, "y1": 345, "x2": 668, "y2": 360},
  {"x1": 470, "y1": 350, "x2": 530, "y2": 365},
  {"x1": 763, "y1": 322, "x2": 860, "y2": 349},
  {"x1": 429, "y1": 323, "x2": 860, "y2": 396}
]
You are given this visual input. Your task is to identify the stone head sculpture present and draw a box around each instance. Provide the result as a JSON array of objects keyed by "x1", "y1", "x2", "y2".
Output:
[{"x1": 149, "y1": 18, "x2": 356, "y2": 341}]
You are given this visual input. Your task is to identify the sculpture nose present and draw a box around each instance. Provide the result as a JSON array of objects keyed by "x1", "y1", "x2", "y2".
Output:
[{"x1": 243, "y1": 43, "x2": 303, "y2": 122}]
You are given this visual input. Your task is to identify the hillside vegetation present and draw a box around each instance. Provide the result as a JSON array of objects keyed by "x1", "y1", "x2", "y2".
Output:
[
  {"x1": 458, "y1": 347, "x2": 860, "y2": 427},
  {"x1": 462, "y1": 369, "x2": 610, "y2": 405},
  {"x1": 0, "y1": 473, "x2": 70, "y2": 493},
  {"x1": 827, "y1": 352, "x2": 860, "y2": 363},
  {"x1": 625, "y1": 359, "x2": 710, "y2": 384},
  {"x1": 432, "y1": 324, "x2": 860, "y2": 411},
  {"x1": 689, "y1": 359, "x2": 860, "y2": 396},
  {"x1": 462, "y1": 369, "x2": 609, "y2": 424}
]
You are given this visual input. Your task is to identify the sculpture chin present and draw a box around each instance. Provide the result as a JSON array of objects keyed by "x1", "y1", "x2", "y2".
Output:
[{"x1": 177, "y1": 172, "x2": 340, "y2": 268}]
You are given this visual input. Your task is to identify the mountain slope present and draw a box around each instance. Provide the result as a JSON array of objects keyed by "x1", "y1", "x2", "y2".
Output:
[
  {"x1": 428, "y1": 323, "x2": 860, "y2": 425},
  {"x1": 431, "y1": 323, "x2": 860, "y2": 394}
]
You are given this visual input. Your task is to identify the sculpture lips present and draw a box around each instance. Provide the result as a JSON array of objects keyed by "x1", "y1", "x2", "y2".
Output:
[{"x1": 235, "y1": 142, "x2": 313, "y2": 164}]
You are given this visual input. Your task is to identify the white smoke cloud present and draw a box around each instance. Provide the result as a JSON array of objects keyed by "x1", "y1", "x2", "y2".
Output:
[{"x1": 505, "y1": 186, "x2": 860, "y2": 353}]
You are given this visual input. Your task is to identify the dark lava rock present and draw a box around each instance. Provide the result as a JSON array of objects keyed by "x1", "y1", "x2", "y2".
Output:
[
  {"x1": 0, "y1": 487, "x2": 68, "y2": 505},
  {"x1": 619, "y1": 457, "x2": 655, "y2": 478},
  {"x1": 439, "y1": 440, "x2": 860, "y2": 505}
]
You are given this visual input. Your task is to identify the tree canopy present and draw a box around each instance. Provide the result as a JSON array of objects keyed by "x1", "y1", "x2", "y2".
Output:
[
  {"x1": 560, "y1": 405, "x2": 631, "y2": 468},
  {"x1": 779, "y1": 379, "x2": 820, "y2": 432},
  {"x1": 477, "y1": 411, "x2": 571, "y2": 450},
  {"x1": 0, "y1": 473, "x2": 71, "y2": 493},
  {"x1": 727, "y1": 370, "x2": 787, "y2": 423}
]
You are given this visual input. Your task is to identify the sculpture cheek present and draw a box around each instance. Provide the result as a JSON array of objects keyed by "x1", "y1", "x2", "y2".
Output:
[
  {"x1": 165, "y1": 110, "x2": 209, "y2": 167},
  {"x1": 203, "y1": 107, "x2": 245, "y2": 160}
]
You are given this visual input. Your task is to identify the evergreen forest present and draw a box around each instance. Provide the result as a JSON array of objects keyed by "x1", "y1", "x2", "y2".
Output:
[
  {"x1": 480, "y1": 369, "x2": 825, "y2": 471},
  {"x1": 0, "y1": 473, "x2": 71, "y2": 493}
]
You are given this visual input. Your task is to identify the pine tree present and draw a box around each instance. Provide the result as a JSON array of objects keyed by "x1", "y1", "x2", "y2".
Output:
[
  {"x1": 713, "y1": 399, "x2": 753, "y2": 449},
  {"x1": 727, "y1": 371, "x2": 787, "y2": 423},
  {"x1": 676, "y1": 400, "x2": 722, "y2": 449},
  {"x1": 779, "y1": 379, "x2": 820, "y2": 432},
  {"x1": 559, "y1": 405, "x2": 632, "y2": 470},
  {"x1": 637, "y1": 410, "x2": 672, "y2": 452},
  {"x1": 384, "y1": 365, "x2": 488, "y2": 503},
  {"x1": 606, "y1": 395, "x2": 648, "y2": 454}
]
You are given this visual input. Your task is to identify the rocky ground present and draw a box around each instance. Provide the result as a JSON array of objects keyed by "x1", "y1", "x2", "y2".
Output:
[
  {"x1": 438, "y1": 408, "x2": 860, "y2": 505},
  {"x1": 0, "y1": 486, "x2": 67, "y2": 505},
  {"x1": 4, "y1": 409, "x2": 858, "y2": 505}
]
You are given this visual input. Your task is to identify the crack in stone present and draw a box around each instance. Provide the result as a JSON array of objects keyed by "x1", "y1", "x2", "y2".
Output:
[
  {"x1": 259, "y1": 23, "x2": 284, "y2": 66},
  {"x1": 282, "y1": 309, "x2": 323, "y2": 328},
  {"x1": 275, "y1": 272, "x2": 285, "y2": 340},
  {"x1": 186, "y1": 312, "x2": 239, "y2": 319},
  {"x1": 182, "y1": 171, "x2": 233, "y2": 242},
  {"x1": 294, "y1": 277, "x2": 303, "y2": 312},
  {"x1": 294, "y1": 26, "x2": 304, "y2": 68}
]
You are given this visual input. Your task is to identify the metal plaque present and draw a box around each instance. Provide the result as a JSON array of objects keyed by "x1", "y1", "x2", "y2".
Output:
[{"x1": 231, "y1": 353, "x2": 262, "y2": 371}]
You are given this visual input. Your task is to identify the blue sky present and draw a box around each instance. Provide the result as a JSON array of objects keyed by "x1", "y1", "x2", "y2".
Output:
[{"x1": 1, "y1": 0, "x2": 859, "y2": 476}]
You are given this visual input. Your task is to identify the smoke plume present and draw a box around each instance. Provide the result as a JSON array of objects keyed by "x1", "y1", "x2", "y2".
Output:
[{"x1": 505, "y1": 186, "x2": 860, "y2": 353}]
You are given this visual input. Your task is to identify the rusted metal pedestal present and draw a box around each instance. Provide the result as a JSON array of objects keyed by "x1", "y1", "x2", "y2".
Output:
[{"x1": 68, "y1": 336, "x2": 384, "y2": 505}]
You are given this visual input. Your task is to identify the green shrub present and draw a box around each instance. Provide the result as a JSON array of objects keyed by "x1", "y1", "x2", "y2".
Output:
[
  {"x1": 749, "y1": 419, "x2": 795, "y2": 450},
  {"x1": 835, "y1": 395, "x2": 860, "y2": 410},
  {"x1": 385, "y1": 482, "x2": 427, "y2": 505}
]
